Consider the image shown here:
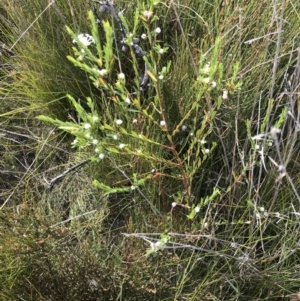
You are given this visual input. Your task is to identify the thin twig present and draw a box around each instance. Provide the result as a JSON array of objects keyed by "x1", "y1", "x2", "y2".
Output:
[
  {"x1": 50, "y1": 209, "x2": 97, "y2": 228},
  {"x1": 9, "y1": 0, "x2": 55, "y2": 51},
  {"x1": 48, "y1": 159, "x2": 90, "y2": 191}
]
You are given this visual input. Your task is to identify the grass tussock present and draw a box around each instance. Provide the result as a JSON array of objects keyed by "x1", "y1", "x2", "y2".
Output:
[{"x1": 1, "y1": 0, "x2": 300, "y2": 300}]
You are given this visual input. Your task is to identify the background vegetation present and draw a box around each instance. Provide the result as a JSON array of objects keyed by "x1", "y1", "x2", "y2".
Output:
[{"x1": 1, "y1": 0, "x2": 300, "y2": 300}]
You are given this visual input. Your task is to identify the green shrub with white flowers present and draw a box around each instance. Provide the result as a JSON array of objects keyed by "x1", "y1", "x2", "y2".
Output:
[{"x1": 38, "y1": 9, "x2": 242, "y2": 221}]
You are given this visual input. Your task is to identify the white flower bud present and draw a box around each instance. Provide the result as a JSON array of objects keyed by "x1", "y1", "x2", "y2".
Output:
[
  {"x1": 203, "y1": 77, "x2": 210, "y2": 84},
  {"x1": 73, "y1": 33, "x2": 95, "y2": 46},
  {"x1": 155, "y1": 27, "x2": 161, "y2": 34},
  {"x1": 118, "y1": 73, "x2": 125, "y2": 80},
  {"x1": 98, "y1": 69, "x2": 107, "y2": 76},
  {"x1": 222, "y1": 90, "x2": 228, "y2": 100}
]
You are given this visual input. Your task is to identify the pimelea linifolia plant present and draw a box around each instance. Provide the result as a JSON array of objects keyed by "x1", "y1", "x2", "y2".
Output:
[{"x1": 38, "y1": 1, "x2": 243, "y2": 253}]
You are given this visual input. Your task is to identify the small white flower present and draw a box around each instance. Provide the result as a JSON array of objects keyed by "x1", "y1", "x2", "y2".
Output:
[
  {"x1": 132, "y1": 119, "x2": 138, "y2": 124},
  {"x1": 156, "y1": 240, "x2": 162, "y2": 247},
  {"x1": 270, "y1": 127, "x2": 281, "y2": 138},
  {"x1": 181, "y1": 125, "x2": 188, "y2": 131},
  {"x1": 202, "y1": 63, "x2": 210, "y2": 74},
  {"x1": 211, "y1": 81, "x2": 217, "y2": 88},
  {"x1": 119, "y1": 143, "x2": 126, "y2": 149},
  {"x1": 116, "y1": 119, "x2": 123, "y2": 125},
  {"x1": 131, "y1": 185, "x2": 136, "y2": 190},
  {"x1": 98, "y1": 69, "x2": 108, "y2": 76},
  {"x1": 143, "y1": 10, "x2": 153, "y2": 19},
  {"x1": 160, "y1": 120, "x2": 166, "y2": 126},
  {"x1": 151, "y1": 169, "x2": 156, "y2": 173},
  {"x1": 171, "y1": 202, "x2": 177, "y2": 208},
  {"x1": 84, "y1": 123, "x2": 91, "y2": 129},
  {"x1": 159, "y1": 48, "x2": 164, "y2": 54},
  {"x1": 155, "y1": 27, "x2": 161, "y2": 34},
  {"x1": 260, "y1": 207, "x2": 265, "y2": 212},
  {"x1": 78, "y1": 55, "x2": 84, "y2": 61},
  {"x1": 92, "y1": 115, "x2": 99, "y2": 122},
  {"x1": 268, "y1": 141, "x2": 273, "y2": 146},
  {"x1": 73, "y1": 33, "x2": 95, "y2": 46},
  {"x1": 200, "y1": 139, "x2": 206, "y2": 144},
  {"x1": 73, "y1": 138, "x2": 78, "y2": 144},
  {"x1": 204, "y1": 149, "x2": 210, "y2": 154},
  {"x1": 158, "y1": 74, "x2": 164, "y2": 80},
  {"x1": 195, "y1": 206, "x2": 200, "y2": 213},
  {"x1": 190, "y1": 132, "x2": 194, "y2": 136},
  {"x1": 222, "y1": 89, "x2": 228, "y2": 100},
  {"x1": 118, "y1": 72, "x2": 125, "y2": 80},
  {"x1": 153, "y1": 241, "x2": 161, "y2": 249},
  {"x1": 203, "y1": 77, "x2": 210, "y2": 84},
  {"x1": 141, "y1": 33, "x2": 147, "y2": 40},
  {"x1": 99, "y1": 153, "x2": 105, "y2": 159},
  {"x1": 92, "y1": 139, "x2": 98, "y2": 145},
  {"x1": 252, "y1": 134, "x2": 267, "y2": 140},
  {"x1": 124, "y1": 97, "x2": 131, "y2": 104},
  {"x1": 255, "y1": 144, "x2": 260, "y2": 150},
  {"x1": 113, "y1": 135, "x2": 118, "y2": 140}
]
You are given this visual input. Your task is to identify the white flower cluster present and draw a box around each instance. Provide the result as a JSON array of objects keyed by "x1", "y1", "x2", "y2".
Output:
[
  {"x1": 97, "y1": 69, "x2": 108, "y2": 76},
  {"x1": 73, "y1": 33, "x2": 95, "y2": 46},
  {"x1": 155, "y1": 27, "x2": 161, "y2": 34},
  {"x1": 118, "y1": 73, "x2": 125, "y2": 80}
]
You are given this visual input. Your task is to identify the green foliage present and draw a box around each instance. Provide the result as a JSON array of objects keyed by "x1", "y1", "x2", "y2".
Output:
[
  {"x1": 38, "y1": 10, "x2": 241, "y2": 211},
  {"x1": 186, "y1": 187, "x2": 220, "y2": 220}
]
